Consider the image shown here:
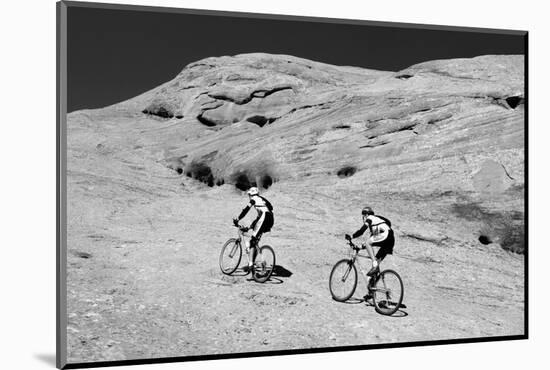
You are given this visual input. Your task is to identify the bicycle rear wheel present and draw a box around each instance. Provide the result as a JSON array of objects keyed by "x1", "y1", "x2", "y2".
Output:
[
  {"x1": 252, "y1": 245, "x2": 275, "y2": 283},
  {"x1": 372, "y1": 269, "x2": 404, "y2": 316},
  {"x1": 219, "y1": 238, "x2": 242, "y2": 275},
  {"x1": 329, "y1": 259, "x2": 357, "y2": 302}
]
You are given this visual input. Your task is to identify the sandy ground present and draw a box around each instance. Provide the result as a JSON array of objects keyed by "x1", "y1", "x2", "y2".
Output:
[{"x1": 66, "y1": 174, "x2": 524, "y2": 363}]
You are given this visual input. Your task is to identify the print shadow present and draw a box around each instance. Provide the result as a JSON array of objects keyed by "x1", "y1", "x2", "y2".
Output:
[{"x1": 34, "y1": 353, "x2": 56, "y2": 366}]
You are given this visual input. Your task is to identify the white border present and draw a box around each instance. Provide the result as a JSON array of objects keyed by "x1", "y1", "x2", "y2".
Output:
[{"x1": 2, "y1": 0, "x2": 547, "y2": 369}]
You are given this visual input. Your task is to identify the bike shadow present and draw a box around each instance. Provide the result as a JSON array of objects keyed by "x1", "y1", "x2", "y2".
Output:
[
  {"x1": 244, "y1": 265, "x2": 293, "y2": 284},
  {"x1": 342, "y1": 297, "x2": 364, "y2": 305},
  {"x1": 231, "y1": 269, "x2": 249, "y2": 277},
  {"x1": 361, "y1": 299, "x2": 409, "y2": 317},
  {"x1": 390, "y1": 309, "x2": 408, "y2": 318}
]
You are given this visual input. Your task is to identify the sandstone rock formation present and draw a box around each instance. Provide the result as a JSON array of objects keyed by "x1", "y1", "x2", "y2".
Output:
[{"x1": 75, "y1": 53, "x2": 524, "y2": 252}]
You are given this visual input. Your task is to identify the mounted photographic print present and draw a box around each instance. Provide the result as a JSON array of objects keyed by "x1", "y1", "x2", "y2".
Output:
[{"x1": 57, "y1": 1, "x2": 527, "y2": 368}]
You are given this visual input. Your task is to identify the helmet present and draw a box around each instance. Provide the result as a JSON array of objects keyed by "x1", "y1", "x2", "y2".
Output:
[
  {"x1": 247, "y1": 187, "x2": 259, "y2": 196},
  {"x1": 361, "y1": 206, "x2": 374, "y2": 216}
]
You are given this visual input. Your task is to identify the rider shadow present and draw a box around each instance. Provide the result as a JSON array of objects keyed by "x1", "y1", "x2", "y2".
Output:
[
  {"x1": 266, "y1": 265, "x2": 293, "y2": 284},
  {"x1": 244, "y1": 265, "x2": 293, "y2": 284},
  {"x1": 272, "y1": 265, "x2": 293, "y2": 278}
]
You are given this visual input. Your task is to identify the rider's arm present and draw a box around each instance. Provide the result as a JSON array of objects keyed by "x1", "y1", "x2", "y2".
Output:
[
  {"x1": 352, "y1": 224, "x2": 368, "y2": 238},
  {"x1": 250, "y1": 216, "x2": 259, "y2": 231},
  {"x1": 237, "y1": 201, "x2": 254, "y2": 221}
]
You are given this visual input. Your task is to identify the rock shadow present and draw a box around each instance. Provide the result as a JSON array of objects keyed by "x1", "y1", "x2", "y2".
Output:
[
  {"x1": 451, "y1": 202, "x2": 524, "y2": 254},
  {"x1": 337, "y1": 166, "x2": 357, "y2": 178},
  {"x1": 231, "y1": 169, "x2": 276, "y2": 191}
]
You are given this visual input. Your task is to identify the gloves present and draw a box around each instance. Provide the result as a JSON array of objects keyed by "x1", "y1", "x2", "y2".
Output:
[
  {"x1": 233, "y1": 218, "x2": 239, "y2": 226},
  {"x1": 345, "y1": 234, "x2": 352, "y2": 241}
]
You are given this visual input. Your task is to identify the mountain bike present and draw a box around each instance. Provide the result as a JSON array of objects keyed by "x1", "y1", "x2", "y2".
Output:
[
  {"x1": 329, "y1": 238, "x2": 404, "y2": 316},
  {"x1": 219, "y1": 223, "x2": 275, "y2": 283}
]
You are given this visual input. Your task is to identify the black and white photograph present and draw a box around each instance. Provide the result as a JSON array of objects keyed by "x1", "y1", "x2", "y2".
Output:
[{"x1": 56, "y1": 0, "x2": 528, "y2": 368}]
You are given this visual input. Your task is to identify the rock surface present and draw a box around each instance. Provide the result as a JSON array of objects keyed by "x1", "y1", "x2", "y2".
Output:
[{"x1": 66, "y1": 53, "x2": 525, "y2": 363}]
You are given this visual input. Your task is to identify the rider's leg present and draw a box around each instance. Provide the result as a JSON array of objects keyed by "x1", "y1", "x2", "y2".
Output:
[
  {"x1": 249, "y1": 213, "x2": 265, "y2": 268},
  {"x1": 375, "y1": 246, "x2": 389, "y2": 263},
  {"x1": 367, "y1": 231, "x2": 394, "y2": 276},
  {"x1": 364, "y1": 241, "x2": 379, "y2": 269},
  {"x1": 363, "y1": 246, "x2": 378, "y2": 300},
  {"x1": 375, "y1": 230, "x2": 394, "y2": 263},
  {"x1": 249, "y1": 236, "x2": 258, "y2": 265},
  {"x1": 365, "y1": 240, "x2": 381, "y2": 276},
  {"x1": 244, "y1": 238, "x2": 251, "y2": 266}
]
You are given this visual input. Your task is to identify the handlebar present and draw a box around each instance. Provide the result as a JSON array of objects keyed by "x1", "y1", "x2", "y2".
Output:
[
  {"x1": 232, "y1": 220, "x2": 249, "y2": 233},
  {"x1": 346, "y1": 239, "x2": 360, "y2": 251},
  {"x1": 345, "y1": 237, "x2": 364, "y2": 252}
]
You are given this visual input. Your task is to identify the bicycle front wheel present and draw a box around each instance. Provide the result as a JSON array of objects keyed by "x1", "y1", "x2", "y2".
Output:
[
  {"x1": 372, "y1": 269, "x2": 404, "y2": 316},
  {"x1": 219, "y1": 238, "x2": 242, "y2": 275},
  {"x1": 329, "y1": 259, "x2": 357, "y2": 302},
  {"x1": 252, "y1": 245, "x2": 275, "y2": 283}
]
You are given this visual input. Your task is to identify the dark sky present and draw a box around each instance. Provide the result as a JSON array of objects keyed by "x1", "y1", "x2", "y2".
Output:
[{"x1": 67, "y1": 5, "x2": 526, "y2": 112}]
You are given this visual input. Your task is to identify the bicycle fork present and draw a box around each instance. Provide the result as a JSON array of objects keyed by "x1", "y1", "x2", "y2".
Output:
[
  {"x1": 229, "y1": 241, "x2": 240, "y2": 259},
  {"x1": 341, "y1": 260, "x2": 354, "y2": 282}
]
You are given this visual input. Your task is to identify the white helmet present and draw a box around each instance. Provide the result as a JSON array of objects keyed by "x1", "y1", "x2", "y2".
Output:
[
  {"x1": 362, "y1": 206, "x2": 374, "y2": 216},
  {"x1": 247, "y1": 187, "x2": 259, "y2": 196}
]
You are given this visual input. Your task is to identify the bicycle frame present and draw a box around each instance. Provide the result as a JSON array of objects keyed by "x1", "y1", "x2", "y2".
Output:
[
  {"x1": 346, "y1": 241, "x2": 377, "y2": 285},
  {"x1": 231, "y1": 224, "x2": 258, "y2": 264},
  {"x1": 348, "y1": 241, "x2": 399, "y2": 299},
  {"x1": 330, "y1": 239, "x2": 403, "y2": 314}
]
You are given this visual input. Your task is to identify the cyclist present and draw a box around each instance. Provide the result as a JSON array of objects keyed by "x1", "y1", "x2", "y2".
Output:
[
  {"x1": 345, "y1": 206, "x2": 394, "y2": 277},
  {"x1": 233, "y1": 187, "x2": 274, "y2": 273}
]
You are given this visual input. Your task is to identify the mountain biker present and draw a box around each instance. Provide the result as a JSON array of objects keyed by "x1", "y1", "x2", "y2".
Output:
[
  {"x1": 233, "y1": 187, "x2": 274, "y2": 273},
  {"x1": 345, "y1": 206, "x2": 394, "y2": 277}
]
